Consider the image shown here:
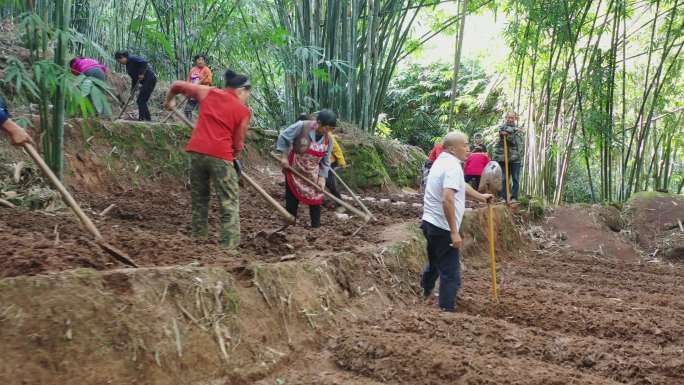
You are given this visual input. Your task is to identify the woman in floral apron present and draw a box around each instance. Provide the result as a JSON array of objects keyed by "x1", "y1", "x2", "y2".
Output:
[{"x1": 276, "y1": 110, "x2": 336, "y2": 228}]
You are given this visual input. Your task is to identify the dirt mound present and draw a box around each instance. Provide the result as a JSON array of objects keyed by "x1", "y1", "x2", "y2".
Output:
[
  {"x1": 544, "y1": 205, "x2": 640, "y2": 260},
  {"x1": 627, "y1": 192, "x2": 684, "y2": 258}
]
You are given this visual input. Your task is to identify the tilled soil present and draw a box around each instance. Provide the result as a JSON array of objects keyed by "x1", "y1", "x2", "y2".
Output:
[
  {"x1": 4, "y1": 161, "x2": 684, "y2": 384},
  {"x1": 260, "y1": 235, "x2": 684, "y2": 385},
  {"x1": 0, "y1": 180, "x2": 423, "y2": 278}
]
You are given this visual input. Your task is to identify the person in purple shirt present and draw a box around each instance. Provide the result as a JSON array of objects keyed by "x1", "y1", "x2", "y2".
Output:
[
  {"x1": 69, "y1": 57, "x2": 108, "y2": 80},
  {"x1": 70, "y1": 57, "x2": 110, "y2": 117}
]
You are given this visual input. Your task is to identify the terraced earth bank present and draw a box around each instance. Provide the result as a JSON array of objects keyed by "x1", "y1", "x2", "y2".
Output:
[{"x1": 1, "y1": 121, "x2": 683, "y2": 385}]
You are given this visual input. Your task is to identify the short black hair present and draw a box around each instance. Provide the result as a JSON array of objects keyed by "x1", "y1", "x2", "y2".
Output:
[
  {"x1": 193, "y1": 54, "x2": 206, "y2": 62},
  {"x1": 316, "y1": 109, "x2": 337, "y2": 127},
  {"x1": 297, "y1": 113, "x2": 311, "y2": 121},
  {"x1": 224, "y1": 69, "x2": 249, "y2": 89},
  {"x1": 69, "y1": 57, "x2": 80, "y2": 67},
  {"x1": 114, "y1": 50, "x2": 129, "y2": 59}
]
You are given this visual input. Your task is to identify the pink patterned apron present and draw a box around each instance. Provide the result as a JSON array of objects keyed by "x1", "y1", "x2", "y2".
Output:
[{"x1": 286, "y1": 128, "x2": 330, "y2": 206}]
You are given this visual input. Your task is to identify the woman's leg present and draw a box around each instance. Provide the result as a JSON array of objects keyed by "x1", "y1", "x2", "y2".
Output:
[
  {"x1": 309, "y1": 204, "x2": 321, "y2": 228},
  {"x1": 285, "y1": 182, "x2": 299, "y2": 220}
]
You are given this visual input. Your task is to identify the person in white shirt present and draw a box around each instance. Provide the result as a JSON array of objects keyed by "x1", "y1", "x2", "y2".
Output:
[{"x1": 421, "y1": 131, "x2": 493, "y2": 312}]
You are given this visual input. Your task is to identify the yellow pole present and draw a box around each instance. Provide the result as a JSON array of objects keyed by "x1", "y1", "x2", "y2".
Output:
[
  {"x1": 487, "y1": 203, "x2": 498, "y2": 302},
  {"x1": 503, "y1": 136, "x2": 511, "y2": 204}
]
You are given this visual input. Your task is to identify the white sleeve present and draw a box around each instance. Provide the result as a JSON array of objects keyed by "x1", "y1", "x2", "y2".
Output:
[{"x1": 442, "y1": 166, "x2": 462, "y2": 192}]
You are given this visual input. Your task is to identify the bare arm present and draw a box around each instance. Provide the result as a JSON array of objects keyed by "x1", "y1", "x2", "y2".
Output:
[
  {"x1": 465, "y1": 183, "x2": 492, "y2": 203},
  {"x1": 2, "y1": 119, "x2": 33, "y2": 146},
  {"x1": 232, "y1": 115, "x2": 251, "y2": 156},
  {"x1": 165, "y1": 81, "x2": 212, "y2": 110},
  {"x1": 442, "y1": 188, "x2": 462, "y2": 248}
]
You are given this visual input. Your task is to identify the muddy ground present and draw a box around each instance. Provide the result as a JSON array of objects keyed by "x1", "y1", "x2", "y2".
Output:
[
  {"x1": 0, "y1": 176, "x2": 423, "y2": 278},
  {"x1": 258, "y1": 207, "x2": 684, "y2": 385},
  {"x1": 2, "y1": 139, "x2": 684, "y2": 384}
]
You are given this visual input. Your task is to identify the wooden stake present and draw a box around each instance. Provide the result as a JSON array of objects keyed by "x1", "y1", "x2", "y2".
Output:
[
  {"x1": 330, "y1": 167, "x2": 375, "y2": 220},
  {"x1": 487, "y1": 203, "x2": 498, "y2": 302},
  {"x1": 162, "y1": 97, "x2": 189, "y2": 123}
]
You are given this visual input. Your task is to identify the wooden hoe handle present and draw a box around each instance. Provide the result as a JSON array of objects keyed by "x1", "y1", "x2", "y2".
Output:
[
  {"x1": 170, "y1": 109, "x2": 296, "y2": 224},
  {"x1": 270, "y1": 153, "x2": 372, "y2": 222},
  {"x1": 23, "y1": 143, "x2": 103, "y2": 240}
]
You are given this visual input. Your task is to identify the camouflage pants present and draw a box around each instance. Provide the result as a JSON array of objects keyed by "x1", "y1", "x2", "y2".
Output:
[{"x1": 190, "y1": 153, "x2": 240, "y2": 248}]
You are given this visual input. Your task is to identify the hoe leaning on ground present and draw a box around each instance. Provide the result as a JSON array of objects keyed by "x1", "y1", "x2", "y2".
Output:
[{"x1": 21, "y1": 142, "x2": 138, "y2": 268}]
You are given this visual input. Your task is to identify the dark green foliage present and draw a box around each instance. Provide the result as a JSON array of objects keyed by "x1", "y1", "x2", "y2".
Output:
[{"x1": 383, "y1": 60, "x2": 504, "y2": 151}]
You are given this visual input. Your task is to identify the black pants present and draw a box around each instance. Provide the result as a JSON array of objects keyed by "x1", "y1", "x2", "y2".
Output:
[
  {"x1": 464, "y1": 175, "x2": 480, "y2": 191},
  {"x1": 137, "y1": 74, "x2": 157, "y2": 121},
  {"x1": 285, "y1": 183, "x2": 321, "y2": 228},
  {"x1": 420, "y1": 220, "x2": 461, "y2": 311},
  {"x1": 498, "y1": 161, "x2": 521, "y2": 200},
  {"x1": 184, "y1": 98, "x2": 198, "y2": 119}
]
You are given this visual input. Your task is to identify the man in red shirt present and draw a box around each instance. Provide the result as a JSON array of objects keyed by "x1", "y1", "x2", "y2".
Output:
[{"x1": 164, "y1": 70, "x2": 252, "y2": 249}]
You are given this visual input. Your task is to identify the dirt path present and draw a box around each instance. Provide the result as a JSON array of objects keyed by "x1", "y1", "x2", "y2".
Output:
[{"x1": 258, "y1": 220, "x2": 684, "y2": 385}]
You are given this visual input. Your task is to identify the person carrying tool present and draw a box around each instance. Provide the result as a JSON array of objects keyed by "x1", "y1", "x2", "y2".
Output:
[
  {"x1": 114, "y1": 51, "x2": 157, "y2": 121},
  {"x1": 493, "y1": 112, "x2": 524, "y2": 201},
  {"x1": 464, "y1": 135, "x2": 490, "y2": 190},
  {"x1": 163, "y1": 69, "x2": 252, "y2": 249},
  {"x1": 276, "y1": 109, "x2": 336, "y2": 228},
  {"x1": 185, "y1": 54, "x2": 213, "y2": 119},
  {"x1": 421, "y1": 131, "x2": 493, "y2": 312},
  {"x1": 0, "y1": 95, "x2": 33, "y2": 146}
]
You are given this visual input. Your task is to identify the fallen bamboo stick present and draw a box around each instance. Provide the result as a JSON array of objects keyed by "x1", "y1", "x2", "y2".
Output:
[
  {"x1": 330, "y1": 167, "x2": 375, "y2": 220},
  {"x1": 0, "y1": 198, "x2": 16, "y2": 208}
]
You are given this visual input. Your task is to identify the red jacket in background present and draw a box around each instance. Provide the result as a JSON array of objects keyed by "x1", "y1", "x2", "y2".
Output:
[
  {"x1": 464, "y1": 152, "x2": 490, "y2": 176},
  {"x1": 427, "y1": 143, "x2": 444, "y2": 162}
]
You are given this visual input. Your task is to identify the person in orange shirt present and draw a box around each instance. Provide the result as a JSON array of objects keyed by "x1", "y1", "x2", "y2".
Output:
[{"x1": 185, "y1": 54, "x2": 213, "y2": 119}]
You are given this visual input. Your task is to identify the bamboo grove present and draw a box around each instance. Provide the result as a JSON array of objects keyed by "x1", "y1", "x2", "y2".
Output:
[
  {"x1": 0, "y1": 0, "x2": 682, "y2": 201},
  {"x1": 503, "y1": 0, "x2": 684, "y2": 202}
]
